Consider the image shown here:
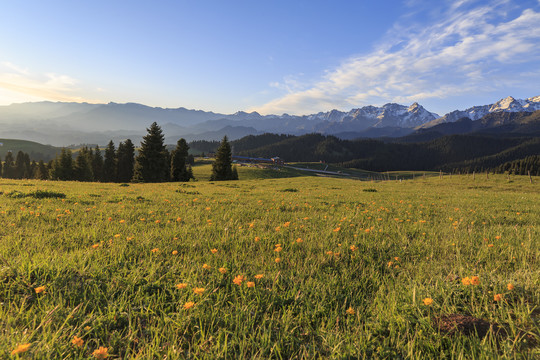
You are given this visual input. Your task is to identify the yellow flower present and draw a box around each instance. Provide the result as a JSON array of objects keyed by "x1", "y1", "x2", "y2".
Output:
[
  {"x1": 184, "y1": 301, "x2": 195, "y2": 309},
  {"x1": 219, "y1": 267, "x2": 227, "y2": 274},
  {"x1": 350, "y1": 245, "x2": 357, "y2": 251},
  {"x1": 11, "y1": 343, "x2": 31, "y2": 355},
  {"x1": 471, "y1": 276, "x2": 480, "y2": 286},
  {"x1": 461, "y1": 277, "x2": 471, "y2": 286},
  {"x1": 423, "y1": 298, "x2": 434, "y2": 306},
  {"x1": 233, "y1": 275, "x2": 245, "y2": 286},
  {"x1": 346, "y1": 307, "x2": 355, "y2": 315},
  {"x1": 35, "y1": 286, "x2": 46, "y2": 294},
  {"x1": 202, "y1": 263, "x2": 212, "y2": 270},
  {"x1": 507, "y1": 283, "x2": 514, "y2": 291},
  {"x1": 210, "y1": 248, "x2": 218, "y2": 254},
  {"x1": 387, "y1": 261, "x2": 393, "y2": 267},
  {"x1": 175, "y1": 283, "x2": 188, "y2": 289},
  {"x1": 72, "y1": 335, "x2": 84, "y2": 348},
  {"x1": 114, "y1": 234, "x2": 121, "y2": 238},
  {"x1": 274, "y1": 246, "x2": 282, "y2": 252},
  {"x1": 254, "y1": 274, "x2": 264, "y2": 279},
  {"x1": 494, "y1": 293, "x2": 503, "y2": 302},
  {"x1": 92, "y1": 346, "x2": 109, "y2": 359},
  {"x1": 172, "y1": 250, "x2": 178, "y2": 255},
  {"x1": 246, "y1": 281, "x2": 255, "y2": 288},
  {"x1": 193, "y1": 287, "x2": 205, "y2": 295}
]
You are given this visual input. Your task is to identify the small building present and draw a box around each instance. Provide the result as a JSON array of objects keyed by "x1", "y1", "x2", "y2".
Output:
[{"x1": 232, "y1": 156, "x2": 285, "y2": 166}]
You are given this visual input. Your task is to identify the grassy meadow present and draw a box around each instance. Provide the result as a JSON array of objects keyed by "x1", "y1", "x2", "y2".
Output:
[{"x1": 0, "y1": 170, "x2": 539, "y2": 358}]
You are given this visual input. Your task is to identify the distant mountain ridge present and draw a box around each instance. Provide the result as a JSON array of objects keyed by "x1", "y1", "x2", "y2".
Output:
[
  {"x1": 419, "y1": 96, "x2": 540, "y2": 129},
  {"x1": 0, "y1": 95, "x2": 538, "y2": 146}
]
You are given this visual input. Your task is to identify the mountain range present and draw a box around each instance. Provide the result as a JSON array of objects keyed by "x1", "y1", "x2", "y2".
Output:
[{"x1": 0, "y1": 95, "x2": 538, "y2": 146}]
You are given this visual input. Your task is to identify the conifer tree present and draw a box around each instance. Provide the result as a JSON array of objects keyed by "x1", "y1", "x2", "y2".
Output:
[
  {"x1": 92, "y1": 145, "x2": 104, "y2": 182},
  {"x1": 74, "y1": 146, "x2": 94, "y2": 181},
  {"x1": 210, "y1": 136, "x2": 238, "y2": 181},
  {"x1": 102, "y1": 140, "x2": 117, "y2": 182},
  {"x1": 15, "y1": 151, "x2": 26, "y2": 179},
  {"x1": 170, "y1": 138, "x2": 193, "y2": 182},
  {"x1": 50, "y1": 148, "x2": 74, "y2": 180},
  {"x1": 116, "y1": 139, "x2": 136, "y2": 183},
  {"x1": 133, "y1": 122, "x2": 169, "y2": 182},
  {"x1": 34, "y1": 160, "x2": 49, "y2": 180},
  {"x1": 3, "y1": 152, "x2": 15, "y2": 178}
]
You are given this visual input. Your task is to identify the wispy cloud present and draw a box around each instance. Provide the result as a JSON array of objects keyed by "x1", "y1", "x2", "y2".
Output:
[
  {"x1": 0, "y1": 62, "x2": 98, "y2": 103},
  {"x1": 253, "y1": 1, "x2": 540, "y2": 115}
]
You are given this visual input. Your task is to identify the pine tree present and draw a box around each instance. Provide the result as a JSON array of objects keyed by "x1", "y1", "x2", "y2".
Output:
[
  {"x1": 116, "y1": 139, "x2": 135, "y2": 183},
  {"x1": 15, "y1": 151, "x2": 26, "y2": 179},
  {"x1": 3, "y1": 152, "x2": 15, "y2": 178},
  {"x1": 50, "y1": 148, "x2": 74, "y2": 180},
  {"x1": 133, "y1": 122, "x2": 169, "y2": 182},
  {"x1": 170, "y1": 138, "x2": 193, "y2": 182},
  {"x1": 102, "y1": 140, "x2": 117, "y2": 182},
  {"x1": 34, "y1": 160, "x2": 49, "y2": 180},
  {"x1": 74, "y1": 146, "x2": 94, "y2": 181},
  {"x1": 210, "y1": 136, "x2": 237, "y2": 181},
  {"x1": 92, "y1": 145, "x2": 104, "y2": 182}
]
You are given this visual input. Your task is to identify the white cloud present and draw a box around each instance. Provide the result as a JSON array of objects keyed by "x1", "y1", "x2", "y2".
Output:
[
  {"x1": 0, "y1": 62, "x2": 98, "y2": 104},
  {"x1": 253, "y1": 1, "x2": 540, "y2": 115}
]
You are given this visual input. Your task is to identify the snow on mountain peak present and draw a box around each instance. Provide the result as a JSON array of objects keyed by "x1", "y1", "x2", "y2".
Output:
[{"x1": 420, "y1": 95, "x2": 540, "y2": 129}]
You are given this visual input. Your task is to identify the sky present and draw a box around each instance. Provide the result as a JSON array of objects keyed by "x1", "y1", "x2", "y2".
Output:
[{"x1": 0, "y1": 0, "x2": 539, "y2": 116}]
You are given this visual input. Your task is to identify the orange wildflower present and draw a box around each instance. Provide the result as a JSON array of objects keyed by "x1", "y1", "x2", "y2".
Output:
[
  {"x1": 210, "y1": 248, "x2": 218, "y2": 254},
  {"x1": 175, "y1": 283, "x2": 188, "y2": 289},
  {"x1": 507, "y1": 283, "x2": 514, "y2": 291},
  {"x1": 254, "y1": 236, "x2": 260, "y2": 242},
  {"x1": 246, "y1": 281, "x2": 255, "y2": 288},
  {"x1": 11, "y1": 343, "x2": 31, "y2": 355},
  {"x1": 72, "y1": 335, "x2": 84, "y2": 348},
  {"x1": 462, "y1": 277, "x2": 472, "y2": 286},
  {"x1": 350, "y1": 245, "x2": 357, "y2": 251},
  {"x1": 233, "y1": 275, "x2": 245, "y2": 286},
  {"x1": 333, "y1": 227, "x2": 341, "y2": 232},
  {"x1": 254, "y1": 274, "x2": 264, "y2": 279},
  {"x1": 151, "y1": 248, "x2": 159, "y2": 253},
  {"x1": 34, "y1": 286, "x2": 46, "y2": 294},
  {"x1": 193, "y1": 287, "x2": 205, "y2": 295},
  {"x1": 184, "y1": 301, "x2": 195, "y2": 309},
  {"x1": 275, "y1": 258, "x2": 281, "y2": 263},
  {"x1": 219, "y1": 267, "x2": 227, "y2": 274},
  {"x1": 423, "y1": 298, "x2": 434, "y2": 306},
  {"x1": 346, "y1": 307, "x2": 355, "y2": 315},
  {"x1": 494, "y1": 294, "x2": 503, "y2": 302},
  {"x1": 296, "y1": 238, "x2": 303, "y2": 243},
  {"x1": 471, "y1": 276, "x2": 480, "y2": 285},
  {"x1": 92, "y1": 346, "x2": 109, "y2": 359},
  {"x1": 172, "y1": 250, "x2": 178, "y2": 255},
  {"x1": 202, "y1": 263, "x2": 212, "y2": 270}
]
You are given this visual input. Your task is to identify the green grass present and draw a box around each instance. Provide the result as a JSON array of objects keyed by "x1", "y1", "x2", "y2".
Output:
[{"x1": 0, "y1": 173, "x2": 538, "y2": 358}]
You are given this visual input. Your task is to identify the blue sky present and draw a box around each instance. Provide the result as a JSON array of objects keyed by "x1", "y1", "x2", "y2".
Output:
[{"x1": 0, "y1": 0, "x2": 539, "y2": 116}]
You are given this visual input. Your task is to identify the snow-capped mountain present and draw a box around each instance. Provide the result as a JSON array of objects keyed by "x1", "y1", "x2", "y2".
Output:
[
  {"x1": 420, "y1": 96, "x2": 540, "y2": 129},
  {"x1": 308, "y1": 102, "x2": 439, "y2": 134}
]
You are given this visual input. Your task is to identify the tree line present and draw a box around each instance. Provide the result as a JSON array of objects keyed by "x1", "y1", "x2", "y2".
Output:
[{"x1": 1, "y1": 122, "x2": 238, "y2": 182}]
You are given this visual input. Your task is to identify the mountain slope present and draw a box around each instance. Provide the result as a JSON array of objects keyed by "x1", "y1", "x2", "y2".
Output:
[{"x1": 420, "y1": 96, "x2": 540, "y2": 129}]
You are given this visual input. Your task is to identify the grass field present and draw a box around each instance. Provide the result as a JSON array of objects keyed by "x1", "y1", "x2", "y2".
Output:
[{"x1": 0, "y1": 171, "x2": 538, "y2": 358}]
